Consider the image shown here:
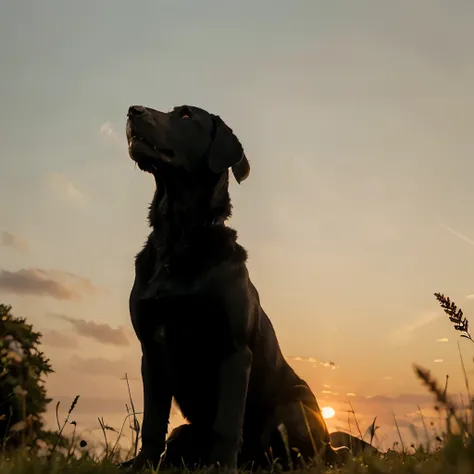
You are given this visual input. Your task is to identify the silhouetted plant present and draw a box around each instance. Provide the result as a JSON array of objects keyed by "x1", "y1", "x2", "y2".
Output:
[
  {"x1": 413, "y1": 364, "x2": 468, "y2": 439},
  {"x1": 434, "y1": 293, "x2": 474, "y2": 344},
  {"x1": 51, "y1": 396, "x2": 80, "y2": 455},
  {"x1": 0, "y1": 303, "x2": 53, "y2": 449}
]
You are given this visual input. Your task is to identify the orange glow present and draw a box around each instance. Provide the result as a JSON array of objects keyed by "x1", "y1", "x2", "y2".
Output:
[{"x1": 321, "y1": 406, "x2": 335, "y2": 419}]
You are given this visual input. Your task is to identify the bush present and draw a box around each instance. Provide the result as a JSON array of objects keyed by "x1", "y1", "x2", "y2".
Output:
[{"x1": 0, "y1": 303, "x2": 53, "y2": 449}]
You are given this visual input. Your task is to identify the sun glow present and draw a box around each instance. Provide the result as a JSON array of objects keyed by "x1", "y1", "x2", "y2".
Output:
[{"x1": 321, "y1": 406, "x2": 335, "y2": 419}]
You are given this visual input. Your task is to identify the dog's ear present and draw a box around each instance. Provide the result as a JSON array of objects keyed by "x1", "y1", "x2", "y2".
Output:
[{"x1": 207, "y1": 115, "x2": 250, "y2": 184}]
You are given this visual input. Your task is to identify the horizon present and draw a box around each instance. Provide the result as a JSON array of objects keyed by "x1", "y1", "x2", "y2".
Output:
[{"x1": 2, "y1": 0, "x2": 474, "y2": 452}]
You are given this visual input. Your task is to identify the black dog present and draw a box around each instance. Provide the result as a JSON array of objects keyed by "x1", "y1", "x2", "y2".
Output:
[{"x1": 121, "y1": 105, "x2": 351, "y2": 471}]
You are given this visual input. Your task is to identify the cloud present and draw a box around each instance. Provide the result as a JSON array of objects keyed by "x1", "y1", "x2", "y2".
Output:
[
  {"x1": 441, "y1": 224, "x2": 474, "y2": 247},
  {"x1": 0, "y1": 268, "x2": 98, "y2": 300},
  {"x1": 100, "y1": 121, "x2": 126, "y2": 149},
  {"x1": 69, "y1": 355, "x2": 137, "y2": 378},
  {"x1": 390, "y1": 311, "x2": 440, "y2": 345},
  {"x1": 434, "y1": 359, "x2": 444, "y2": 363},
  {"x1": 466, "y1": 294, "x2": 474, "y2": 300},
  {"x1": 358, "y1": 393, "x2": 434, "y2": 406},
  {"x1": 402, "y1": 312, "x2": 439, "y2": 333},
  {"x1": 41, "y1": 329, "x2": 79, "y2": 349},
  {"x1": 286, "y1": 356, "x2": 339, "y2": 370},
  {"x1": 46, "y1": 172, "x2": 87, "y2": 209},
  {"x1": 52, "y1": 314, "x2": 129, "y2": 346},
  {"x1": 0, "y1": 231, "x2": 30, "y2": 253},
  {"x1": 436, "y1": 337, "x2": 449, "y2": 343}
]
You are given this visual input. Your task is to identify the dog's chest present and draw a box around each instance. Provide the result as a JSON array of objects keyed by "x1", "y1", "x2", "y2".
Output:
[
  {"x1": 141, "y1": 294, "x2": 232, "y2": 421},
  {"x1": 140, "y1": 293, "x2": 232, "y2": 362}
]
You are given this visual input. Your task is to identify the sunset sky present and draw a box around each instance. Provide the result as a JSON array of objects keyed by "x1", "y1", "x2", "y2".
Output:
[{"x1": 2, "y1": 0, "x2": 474, "y2": 452}]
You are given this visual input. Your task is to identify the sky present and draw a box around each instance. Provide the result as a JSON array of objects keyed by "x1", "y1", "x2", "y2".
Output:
[{"x1": 2, "y1": 0, "x2": 474, "y2": 452}]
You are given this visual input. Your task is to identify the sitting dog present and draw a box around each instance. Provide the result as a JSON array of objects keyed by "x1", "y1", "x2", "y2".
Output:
[{"x1": 120, "y1": 104, "x2": 351, "y2": 471}]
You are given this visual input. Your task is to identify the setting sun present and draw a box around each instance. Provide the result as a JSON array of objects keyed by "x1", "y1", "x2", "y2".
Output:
[{"x1": 321, "y1": 406, "x2": 335, "y2": 419}]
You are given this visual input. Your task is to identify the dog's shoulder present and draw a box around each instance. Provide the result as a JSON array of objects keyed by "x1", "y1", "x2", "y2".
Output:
[{"x1": 202, "y1": 252, "x2": 261, "y2": 320}]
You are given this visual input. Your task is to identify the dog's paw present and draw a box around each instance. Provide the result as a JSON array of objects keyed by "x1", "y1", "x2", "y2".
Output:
[
  {"x1": 203, "y1": 464, "x2": 238, "y2": 474},
  {"x1": 208, "y1": 435, "x2": 240, "y2": 471},
  {"x1": 118, "y1": 450, "x2": 161, "y2": 472}
]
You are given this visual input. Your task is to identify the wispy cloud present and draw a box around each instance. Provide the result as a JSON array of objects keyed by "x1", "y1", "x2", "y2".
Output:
[
  {"x1": 0, "y1": 268, "x2": 98, "y2": 300},
  {"x1": 100, "y1": 121, "x2": 126, "y2": 150},
  {"x1": 286, "y1": 356, "x2": 339, "y2": 370},
  {"x1": 434, "y1": 359, "x2": 444, "y2": 363},
  {"x1": 42, "y1": 329, "x2": 79, "y2": 349},
  {"x1": 69, "y1": 355, "x2": 137, "y2": 378},
  {"x1": 441, "y1": 224, "x2": 474, "y2": 247},
  {"x1": 51, "y1": 314, "x2": 129, "y2": 346},
  {"x1": 0, "y1": 231, "x2": 30, "y2": 253},
  {"x1": 361, "y1": 394, "x2": 433, "y2": 405},
  {"x1": 46, "y1": 172, "x2": 87, "y2": 209},
  {"x1": 390, "y1": 311, "x2": 440, "y2": 345},
  {"x1": 466, "y1": 294, "x2": 474, "y2": 300},
  {"x1": 436, "y1": 337, "x2": 449, "y2": 343}
]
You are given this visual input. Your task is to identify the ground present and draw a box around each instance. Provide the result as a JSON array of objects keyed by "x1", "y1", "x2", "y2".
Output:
[{"x1": 1, "y1": 439, "x2": 473, "y2": 474}]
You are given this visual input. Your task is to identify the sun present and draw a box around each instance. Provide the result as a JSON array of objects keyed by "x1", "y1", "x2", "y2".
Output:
[{"x1": 321, "y1": 406, "x2": 335, "y2": 419}]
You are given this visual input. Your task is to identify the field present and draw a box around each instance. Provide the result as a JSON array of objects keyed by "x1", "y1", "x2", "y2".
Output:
[
  {"x1": 0, "y1": 441, "x2": 471, "y2": 474},
  {"x1": 2, "y1": 294, "x2": 474, "y2": 473}
]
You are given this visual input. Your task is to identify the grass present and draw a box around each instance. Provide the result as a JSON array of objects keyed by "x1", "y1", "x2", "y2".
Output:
[
  {"x1": 0, "y1": 443, "x2": 462, "y2": 474},
  {"x1": 3, "y1": 292, "x2": 474, "y2": 473}
]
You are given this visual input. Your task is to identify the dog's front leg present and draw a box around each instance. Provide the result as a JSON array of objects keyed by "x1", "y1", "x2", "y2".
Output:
[
  {"x1": 209, "y1": 346, "x2": 252, "y2": 471},
  {"x1": 132, "y1": 340, "x2": 172, "y2": 470}
]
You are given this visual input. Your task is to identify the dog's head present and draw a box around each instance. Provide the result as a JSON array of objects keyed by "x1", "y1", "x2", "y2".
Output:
[{"x1": 125, "y1": 105, "x2": 250, "y2": 184}]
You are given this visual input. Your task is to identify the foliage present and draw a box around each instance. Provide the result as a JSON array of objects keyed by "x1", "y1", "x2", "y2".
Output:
[{"x1": 0, "y1": 303, "x2": 53, "y2": 448}]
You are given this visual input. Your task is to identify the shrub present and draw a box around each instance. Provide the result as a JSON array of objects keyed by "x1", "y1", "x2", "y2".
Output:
[{"x1": 0, "y1": 303, "x2": 53, "y2": 449}]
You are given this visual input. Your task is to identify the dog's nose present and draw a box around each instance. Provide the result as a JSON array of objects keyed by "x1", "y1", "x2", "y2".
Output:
[{"x1": 128, "y1": 105, "x2": 147, "y2": 118}]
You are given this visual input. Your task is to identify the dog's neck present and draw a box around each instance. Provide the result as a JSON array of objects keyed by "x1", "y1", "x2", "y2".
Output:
[
  {"x1": 136, "y1": 170, "x2": 247, "y2": 290},
  {"x1": 147, "y1": 170, "x2": 233, "y2": 257}
]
